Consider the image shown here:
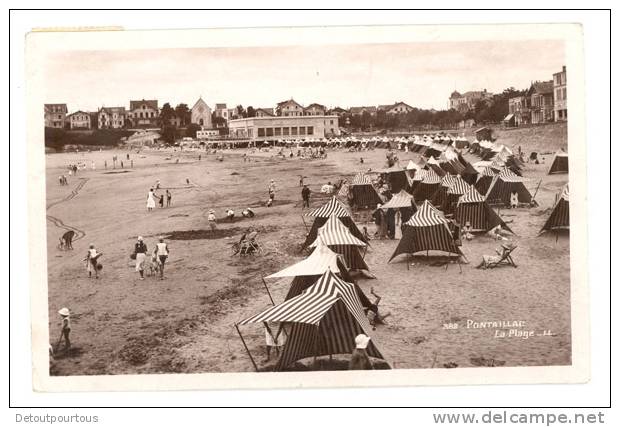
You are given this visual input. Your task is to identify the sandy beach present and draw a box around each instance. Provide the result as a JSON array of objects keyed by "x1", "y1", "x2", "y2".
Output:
[{"x1": 45, "y1": 140, "x2": 570, "y2": 375}]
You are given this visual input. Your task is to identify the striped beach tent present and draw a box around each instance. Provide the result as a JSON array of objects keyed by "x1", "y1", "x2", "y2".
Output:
[
  {"x1": 238, "y1": 269, "x2": 388, "y2": 371},
  {"x1": 454, "y1": 187, "x2": 513, "y2": 233},
  {"x1": 485, "y1": 168, "x2": 532, "y2": 206},
  {"x1": 380, "y1": 189, "x2": 417, "y2": 223},
  {"x1": 412, "y1": 167, "x2": 442, "y2": 202},
  {"x1": 381, "y1": 163, "x2": 408, "y2": 193},
  {"x1": 475, "y1": 166, "x2": 497, "y2": 196},
  {"x1": 308, "y1": 216, "x2": 369, "y2": 271},
  {"x1": 457, "y1": 152, "x2": 479, "y2": 185},
  {"x1": 431, "y1": 174, "x2": 457, "y2": 208},
  {"x1": 540, "y1": 184, "x2": 569, "y2": 233},
  {"x1": 442, "y1": 175, "x2": 472, "y2": 215},
  {"x1": 389, "y1": 200, "x2": 463, "y2": 262},
  {"x1": 425, "y1": 156, "x2": 447, "y2": 177},
  {"x1": 548, "y1": 151, "x2": 569, "y2": 174},
  {"x1": 349, "y1": 172, "x2": 382, "y2": 209},
  {"x1": 302, "y1": 196, "x2": 367, "y2": 249}
]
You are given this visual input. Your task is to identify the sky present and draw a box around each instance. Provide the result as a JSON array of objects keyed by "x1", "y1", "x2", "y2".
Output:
[{"x1": 44, "y1": 40, "x2": 565, "y2": 113}]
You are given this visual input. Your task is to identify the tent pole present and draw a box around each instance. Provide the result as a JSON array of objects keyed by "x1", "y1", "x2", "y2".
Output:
[
  {"x1": 301, "y1": 215, "x2": 308, "y2": 231},
  {"x1": 235, "y1": 324, "x2": 258, "y2": 372},
  {"x1": 262, "y1": 277, "x2": 275, "y2": 305}
]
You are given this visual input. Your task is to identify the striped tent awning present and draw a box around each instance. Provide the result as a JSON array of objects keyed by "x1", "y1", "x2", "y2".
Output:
[
  {"x1": 238, "y1": 269, "x2": 387, "y2": 370},
  {"x1": 440, "y1": 174, "x2": 457, "y2": 188},
  {"x1": 266, "y1": 241, "x2": 341, "y2": 278},
  {"x1": 498, "y1": 168, "x2": 527, "y2": 183},
  {"x1": 421, "y1": 168, "x2": 442, "y2": 184},
  {"x1": 457, "y1": 186, "x2": 486, "y2": 205},
  {"x1": 447, "y1": 176, "x2": 471, "y2": 195},
  {"x1": 306, "y1": 196, "x2": 351, "y2": 218},
  {"x1": 479, "y1": 166, "x2": 497, "y2": 177},
  {"x1": 308, "y1": 215, "x2": 367, "y2": 247},
  {"x1": 380, "y1": 189, "x2": 415, "y2": 210},
  {"x1": 352, "y1": 172, "x2": 373, "y2": 185},
  {"x1": 405, "y1": 200, "x2": 449, "y2": 226}
]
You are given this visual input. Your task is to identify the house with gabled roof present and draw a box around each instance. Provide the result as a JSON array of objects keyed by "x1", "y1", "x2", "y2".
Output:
[
  {"x1": 276, "y1": 98, "x2": 304, "y2": 117},
  {"x1": 127, "y1": 99, "x2": 159, "y2": 128},
  {"x1": 303, "y1": 103, "x2": 326, "y2": 116},
  {"x1": 527, "y1": 80, "x2": 554, "y2": 124},
  {"x1": 98, "y1": 106, "x2": 126, "y2": 129}
]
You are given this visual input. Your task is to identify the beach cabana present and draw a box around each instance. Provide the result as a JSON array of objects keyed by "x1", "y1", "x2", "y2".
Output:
[
  {"x1": 548, "y1": 151, "x2": 569, "y2": 175},
  {"x1": 412, "y1": 168, "x2": 442, "y2": 202},
  {"x1": 442, "y1": 176, "x2": 472, "y2": 215},
  {"x1": 381, "y1": 164, "x2": 408, "y2": 193},
  {"x1": 237, "y1": 269, "x2": 388, "y2": 371},
  {"x1": 454, "y1": 187, "x2": 513, "y2": 233},
  {"x1": 349, "y1": 172, "x2": 382, "y2": 209},
  {"x1": 302, "y1": 196, "x2": 368, "y2": 249},
  {"x1": 389, "y1": 200, "x2": 463, "y2": 263},
  {"x1": 540, "y1": 184, "x2": 569, "y2": 234},
  {"x1": 484, "y1": 168, "x2": 532, "y2": 206},
  {"x1": 308, "y1": 215, "x2": 370, "y2": 272}
]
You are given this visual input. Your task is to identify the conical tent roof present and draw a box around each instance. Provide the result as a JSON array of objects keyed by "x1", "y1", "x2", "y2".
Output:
[
  {"x1": 440, "y1": 174, "x2": 457, "y2": 188},
  {"x1": 380, "y1": 189, "x2": 415, "y2": 210},
  {"x1": 406, "y1": 159, "x2": 420, "y2": 170},
  {"x1": 238, "y1": 269, "x2": 387, "y2": 370},
  {"x1": 540, "y1": 184, "x2": 570, "y2": 232},
  {"x1": 306, "y1": 196, "x2": 350, "y2": 218},
  {"x1": 309, "y1": 215, "x2": 367, "y2": 247},
  {"x1": 420, "y1": 168, "x2": 442, "y2": 184},
  {"x1": 266, "y1": 241, "x2": 341, "y2": 278},
  {"x1": 457, "y1": 186, "x2": 486, "y2": 205},
  {"x1": 405, "y1": 200, "x2": 450, "y2": 226},
  {"x1": 447, "y1": 176, "x2": 471, "y2": 195}
]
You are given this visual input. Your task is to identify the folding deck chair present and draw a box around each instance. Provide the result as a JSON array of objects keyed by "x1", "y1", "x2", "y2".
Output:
[{"x1": 480, "y1": 243, "x2": 517, "y2": 269}]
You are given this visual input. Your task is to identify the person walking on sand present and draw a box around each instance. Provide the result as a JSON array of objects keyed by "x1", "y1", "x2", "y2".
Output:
[
  {"x1": 57, "y1": 307, "x2": 71, "y2": 351},
  {"x1": 301, "y1": 184, "x2": 311, "y2": 208},
  {"x1": 147, "y1": 188, "x2": 156, "y2": 211},
  {"x1": 153, "y1": 236, "x2": 169, "y2": 280},
  {"x1": 207, "y1": 209, "x2": 217, "y2": 231},
  {"x1": 166, "y1": 190, "x2": 172, "y2": 207},
  {"x1": 134, "y1": 236, "x2": 148, "y2": 280},
  {"x1": 104, "y1": 160, "x2": 107, "y2": 169},
  {"x1": 85, "y1": 243, "x2": 101, "y2": 279},
  {"x1": 159, "y1": 194, "x2": 164, "y2": 208}
]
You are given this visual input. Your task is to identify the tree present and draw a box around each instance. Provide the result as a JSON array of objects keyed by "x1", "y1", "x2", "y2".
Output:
[
  {"x1": 174, "y1": 103, "x2": 190, "y2": 126},
  {"x1": 186, "y1": 123, "x2": 201, "y2": 138},
  {"x1": 246, "y1": 106, "x2": 256, "y2": 118},
  {"x1": 159, "y1": 102, "x2": 175, "y2": 128},
  {"x1": 236, "y1": 105, "x2": 246, "y2": 118},
  {"x1": 212, "y1": 116, "x2": 227, "y2": 128},
  {"x1": 161, "y1": 125, "x2": 177, "y2": 144},
  {"x1": 360, "y1": 111, "x2": 373, "y2": 130}
]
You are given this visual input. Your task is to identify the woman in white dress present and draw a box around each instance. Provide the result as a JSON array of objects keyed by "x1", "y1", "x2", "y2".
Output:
[{"x1": 146, "y1": 188, "x2": 156, "y2": 211}]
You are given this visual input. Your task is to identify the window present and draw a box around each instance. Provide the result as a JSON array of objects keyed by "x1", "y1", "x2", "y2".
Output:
[
  {"x1": 299, "y1": 127, "x2": 306, "y2": 135},
  {"x1": 248, "y1": 129, "x2": 253, "y2": 137},
  {"x1": 291, "y1": 127, "x2": 297, "y2": 136},
  {"x1": 562, "y1": 88, "x2": 566, "y2": 100},
  {"x1": 274, "y1": 128, "x2": 281, "y2": 136},
  {"x1": 307, "y1": 126, "x2": 313, "y2": 135},
  {"x1": 330, "y1": 120, "x2": 334, "y2": 125},
  {"x1": 266, "y1": 128, "x2": 274, "y2": 137},
  {"x1": 283, "y1": 127, "x2": 289, "y2": 136},
  {"x1": 258, "y1": 128, "x2": 265, "y2": 137}
]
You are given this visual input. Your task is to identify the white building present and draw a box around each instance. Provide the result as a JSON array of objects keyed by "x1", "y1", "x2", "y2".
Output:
[
  {"x1": 66, "y1": 110, "x2": 91, "y2": 130},
  {"x1": 191, "y1": 97, "x2": 213, "y2": 128},
  {"x1": 228, "y1": 115, "x2": 341, "y2": 142},
  {"x1": 196, "y1": 128, "x2": 219, "y2": 139}
]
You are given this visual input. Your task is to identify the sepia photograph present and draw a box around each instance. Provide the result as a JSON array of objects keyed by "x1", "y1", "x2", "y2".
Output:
[{"x1": 24, "y1": 23, "x2": 589, "y2": 391}]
